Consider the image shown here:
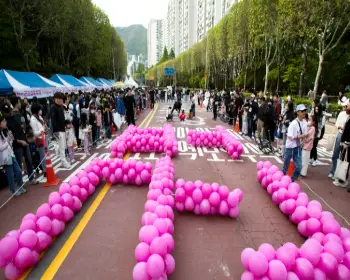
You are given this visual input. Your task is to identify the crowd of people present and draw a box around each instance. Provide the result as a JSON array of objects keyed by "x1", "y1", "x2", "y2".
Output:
[{"x1": 0, "y1": 87, "x2": 154, "y2": 196}]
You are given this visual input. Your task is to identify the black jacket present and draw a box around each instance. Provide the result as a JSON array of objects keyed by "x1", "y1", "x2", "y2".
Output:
[
  {"x1": 50, "y1": 103, "x2": 65, "y2": 132},
  {"x1": 103, "y1": 111, "x2": 113, "y2": 126},
  {"x1": 6, "y1": 115, "x2": 27, "y2": 149},
  {"x1": 244, "y1": 100, "x2": 258, "y2": 119},
  {"x1": 124, "y1": 95, "x2": 136, "y2": 113}
]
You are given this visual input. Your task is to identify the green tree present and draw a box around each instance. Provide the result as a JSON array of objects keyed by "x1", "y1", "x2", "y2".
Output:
[
  {"x1": 169, "y1": 48, "x2": 175, "y2": 59},
  {"x1": 160, "y1": 47, "x2": 169, "y2": 63}
]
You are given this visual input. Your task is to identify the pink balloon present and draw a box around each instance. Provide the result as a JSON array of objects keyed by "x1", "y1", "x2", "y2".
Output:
[
  {"x1": 337, "y1": 264, "x2": 350, "y2": 280},
  {"x1": 139, "y1": 225, "x2": 159, "y2": 244},
  {"x1": 314, "y1": 268, "x2": 327, "y2": 280},
  {"x1": 36, "y1": 231, "x2": 52, "y2": 252},
  {"x1": 4, "y1": 262, "x2": 23, "y2": 280},
  {"x1": 153, "y1": 218, "x2": 168, "y2": 235},
  {"x1": 318, "y1": 253, "x2": 338, "y2": 276},
  {"x1": 209, "y1": 192, "x2": 220, "y2": 207},
  {"x1": 161, "y1": 233, "x2": 175, "y2": 253},
  {"x1": 135, "y1": 242, "x2": 150, "y2": 262},
  {"x1": 344, "y1": 252, "x2": 350, "y2": 270},
  {"x1": 294, "y1": 258, "x2": 314, "y2": 280},
  {"x1": 0, "y1": 236, "x2": 18, "y2": 264},
  {"x1": 323, "y1": 241, "x2": 344, "y2": 262},
  {"x1": 241, "y1": 248, "x2": 255, "y2": 270},
  {"x1": 165, "y1": 253, "x2": 175, "y2": 275},
  {"x1": 248, "y1": 251, "x2": 268, "y2": 277},
  {"x1": 192, "y1": 189, "x2": 203, "y2": 204},
  {"x1": 229, "y1": 206, "x2": 239, "y2": 218},
  {"x1": 276, "y1": 246, "x2": 296, "y2": 271},
  {"x1": 49, "y1": 219, "x2": 63, "y2": 237},
  {"x1": 306, "y1": 218, "x2": 321, "y2": 235},
  {"x1": 241, "y1": 271, "x2": 255, "y2": 280},
  {"x1": 184, "y1": 197, "x2": 195, "y2": 211},
  {"x1": 48, "y1": 192, "x2": 61, "y2": 206},
  {"x1": 299, "y1": 239, "x2": 322, "y2": 266},
  {"x1": 36, "y1": 203, "x2": 51, "y2": 219},
  {"x1": 80, "y1": 188, "x2": 88, "y2": 202},
  {"x1": 258, "y1": 243, "x2": 275, "y2": 262},
  {"x1": 147, "y1": 254, "x2": 165, "y2": 278},
  {"x1": 268, "y1": 260, "x2": 287, "y2": 280},
  {"x1": 14, "y1": 247, "x2": 32, "y2": 268},
  {"x1": 36, "y1": 216, "x2": 52, "y2": 234},
  {"x1": 20, "y1": 219, "x2": 36, "y2": 233},
  {"x1": 59, "y1": 183, "x2": 71, "y2": 195},
  {"x1": 218, "y1": 185, "x2": 229, "y2": 199},
  {"x1": 62, "y1": 206, "x2": 74, "y2": 222},
  {"x1": 307, "y1": 205, "x2": 322, "y2": 219},
  {"x1": 150, "y1": 237, "x2": 167, "y2": 257},
  {"x1": 199, "y1": 199, "x2": 210, "y2": 215},
  {"x1": 132, "y1": 262, "x2": 149, "y2": 280},
  {"x1": 19, "y1": 230, "x2": 37, "y2": 250}
]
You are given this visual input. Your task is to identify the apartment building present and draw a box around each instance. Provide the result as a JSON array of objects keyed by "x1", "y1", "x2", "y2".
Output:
[{"x1": 147, "y1": 19, "x2": 164, "y2": 67}]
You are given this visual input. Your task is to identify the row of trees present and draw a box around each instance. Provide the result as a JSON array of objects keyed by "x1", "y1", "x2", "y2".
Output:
[
  {"x1": 0, "y1": 0, "x2": 127, "y2": 80},
  {"x1": 146, "y1": 0, "x2": 350, "y2": 96}
]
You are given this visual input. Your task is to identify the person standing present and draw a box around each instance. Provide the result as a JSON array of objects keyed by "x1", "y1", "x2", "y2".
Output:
[
  {"x1": 282, "y1": 104, "x2": 308, "y2": 182},
  {"x1": 72, "y1": 96, "x2": 81, "y2": 147},
  {"x1": 116, "y1": 91, "x2": 126, "y2": 125},
  {"x1": 89, "y1": 104, "x2": 97, "y2": 147},
  {"x1": 300, "y1": 115, "x2": 316, "y2": 177},
  {"x1": 320, "y1": 90, "x2": 328, "y2": 110},
  {"x1": 30, "y1": 103, "x2": 48, "y2": 176},
  {"x1": 244, "y1": 94, "x2": 258, "y2": 138},
  {"x1": 212, "y1": 93, "x2": 220, "y2": 121},
  {"x1": 273, "y1": 94, "x2": 281, "y2": 142},
  {"x1": 257, "y1": 97, "x2": 266, "y2": 141},
  {"x1": 329, "y1": 99, "x2": 350, "y2": 182},
  {"x1": 124, "y1": 88, "x2": 136, "y2": 126},
  {"x1": 0, "y1": 112, "x2": 24, "y2": 195},
  {"x1": 50, "y1": 92, "x2": 70, "y2": 168},
  {"x1": 3, "y1": 101, "x2": 38, "y2": 185},
  {"x1": 150, "y1": 88, "x2": 155, "y2": 109}
]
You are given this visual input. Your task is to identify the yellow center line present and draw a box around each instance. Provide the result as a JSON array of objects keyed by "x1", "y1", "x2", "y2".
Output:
[{"x1": 35, "y1": 105, "x2": 158, "y2": 280}]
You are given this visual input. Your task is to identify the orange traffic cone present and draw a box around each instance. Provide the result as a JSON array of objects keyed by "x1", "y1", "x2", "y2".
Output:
[
  {"x1": 137, "y1": 108, "x2": 141, "y2": 116},
  {"x1": 234, "y1": 118, "x2": 239, "y2": 132},
  {"x1": 287, "y1": 159, "x2": 295, "y2": 177},
  {"x1": 44, "y1": 151, "x2": 60, "y2": 187},
  {"x1": 200, "y1": 101, "x2": 203, "y2": 109}
]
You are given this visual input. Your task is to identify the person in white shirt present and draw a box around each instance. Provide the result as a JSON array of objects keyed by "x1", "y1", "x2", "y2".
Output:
[
  {"x1": 329, "y1": 99, "x2": 350, "y2": 179},
  {"x1": 282, "y1": 104, "x2": 308, "y2": 181}
]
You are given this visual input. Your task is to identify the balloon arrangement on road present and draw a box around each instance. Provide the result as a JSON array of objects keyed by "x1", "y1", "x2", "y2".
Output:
[
  {"x1": 133, "y1": 157, "x2": 176, "y2": 280},
  {"x1": 0, "y1": 157, "x2": 153, "y2": 280},
  {"x1": 240, "y1": 161, "x2": 350, "y2": 280},
  {"x1": 111, "y1": 124, "x2": 178, "y2": 159},
  {"x1": 187, "y1": 125, "x2": 244, "y2": 160},
  {"x1": 174, "y1": 179, "x2": 243, "y2": 218}
]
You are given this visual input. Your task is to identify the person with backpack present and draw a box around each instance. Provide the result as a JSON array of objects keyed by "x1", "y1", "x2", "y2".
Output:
[{"x1": 282, "y1": 104, "x2": 308, "y2": 182}]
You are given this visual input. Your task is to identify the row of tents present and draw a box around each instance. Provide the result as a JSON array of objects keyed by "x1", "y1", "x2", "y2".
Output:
[{"x1": 0, "y1": 69, "x2": 139, "y2": 99}]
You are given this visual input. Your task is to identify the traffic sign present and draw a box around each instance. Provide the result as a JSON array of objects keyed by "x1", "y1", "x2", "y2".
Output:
[{"x1": 164, "y1": 68, "x2": 175, "y2": 76}]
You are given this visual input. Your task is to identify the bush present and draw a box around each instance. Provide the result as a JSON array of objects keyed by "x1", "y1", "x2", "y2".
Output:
[{"x1": 328, "y1": 103, "x2": 342, "y2": 113}]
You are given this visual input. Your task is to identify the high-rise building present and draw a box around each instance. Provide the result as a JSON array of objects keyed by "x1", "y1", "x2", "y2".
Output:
[
  {"x1": 147, "y1": 19, "x2": 165, "y2": 67},
  {"x1": 160, "y1": 0, "x2": 240, "y2": 59}
]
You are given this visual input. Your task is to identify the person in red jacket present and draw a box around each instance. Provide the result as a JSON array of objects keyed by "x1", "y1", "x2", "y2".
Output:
[{"x1": 179, "y1": 110, "x2": 186, "y2": 121}]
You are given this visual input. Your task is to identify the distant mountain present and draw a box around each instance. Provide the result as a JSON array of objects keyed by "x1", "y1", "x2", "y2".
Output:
[{"x1": 116, "y1": 25, "x2": 147, "y2": 57}]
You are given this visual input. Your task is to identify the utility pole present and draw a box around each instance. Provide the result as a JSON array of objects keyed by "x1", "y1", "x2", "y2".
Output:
[{"x1": 205, "y1": 35, "x2": 208, "y2": 89}]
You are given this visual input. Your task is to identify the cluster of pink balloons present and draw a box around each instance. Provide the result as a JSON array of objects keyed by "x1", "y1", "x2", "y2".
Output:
[
  {"x1": 174, "y1": 179, "x2": 243, "y2": 218},
  {"x1": 110, "y1": 124, "x2": 178, "y2": 159},
  {"x1": 186, "y1": 126, "x2": 244, "y2": 160},
  {"x1": 0, "y1": 157, "x2": 104, "y2": 280},
  {"x1": 102, "y1": 158, "x2": 152, "y2": 186},
  {"x1": 239, "y1": 161, "x2": 350, "y2": 279},
  {"x1": 133, "y1": 156, "x2": 176, "y2": 280},
  {"x1": 216, "y1": 126, "x2": 244, "y2": 160}
]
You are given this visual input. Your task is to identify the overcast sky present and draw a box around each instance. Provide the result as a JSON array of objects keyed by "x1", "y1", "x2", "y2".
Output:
[{"x1": 92, "y1": 0, "x2": 169, "y2": 28}]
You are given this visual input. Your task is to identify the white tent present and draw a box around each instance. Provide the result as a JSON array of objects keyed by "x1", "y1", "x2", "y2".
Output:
[{"x1": 124, "y1": 77, "x2": 138, "y2": 88}]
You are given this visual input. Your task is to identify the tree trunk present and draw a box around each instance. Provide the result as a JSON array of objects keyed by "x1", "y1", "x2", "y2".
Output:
[
  {"x1": 244, "y1": 69, "x2": 247, "y2": 90},
  {"x1": 313, "y1": 55, "x2": 324, "y2": 96},
  {"x1": 24, "y1": 53, "x2": 30, "y2": 71},
  {"x1": 298, "y1": 44, "x2": 308, "y2": 97},
  {"x1": 276, "y1": 64, "x2": 280, "y2": 94},
  {"x1": 264, "y1": 63, "x2": 269, "y2": 94},
  {"x1": 253, "y1": 67, "x2": 256, "y2": 91}
]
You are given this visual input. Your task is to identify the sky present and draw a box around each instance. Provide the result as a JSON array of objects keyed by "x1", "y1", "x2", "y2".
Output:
[{"x1": 92, "y1": 0, "x2": 169, "y2": 28}]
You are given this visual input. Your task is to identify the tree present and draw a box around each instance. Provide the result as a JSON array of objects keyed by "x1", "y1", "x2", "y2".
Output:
[
  {"x1": 312, "y1": 0, "x2": 350, "y2": 95},
  {"x1": 169, "y1": 48, "x2": 175, "y2": 59},
  {"x1": 160, "y1": 47, "x2": 169, "y2": 63}
]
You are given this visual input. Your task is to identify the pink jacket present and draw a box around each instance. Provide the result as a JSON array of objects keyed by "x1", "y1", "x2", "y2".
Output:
[{"x1": 303, "y1": 126, "x2": 315, "y2": 151}]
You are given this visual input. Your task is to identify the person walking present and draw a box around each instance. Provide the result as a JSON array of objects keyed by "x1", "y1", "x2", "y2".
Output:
[
  {"x1": 282, "y1": 104, "x2": 308, "y2": 182},
  {"x1": 72, "y1": 96, "x2": 81, "y2": 147},
  {"x1": 257, "y1": 97, "x2": 266, "y2": 141},
  {"x1": 300, "y1": 115, "x2": 316, "y2": 177},
  {"x1": 124, "y1": 88, "x2": 136, "y2": 126},
  {"x1": 50, "y1": 92, "x2": 70, "y2": 168}
]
